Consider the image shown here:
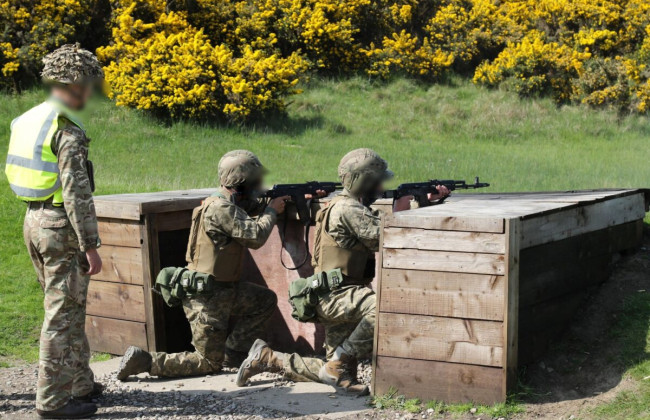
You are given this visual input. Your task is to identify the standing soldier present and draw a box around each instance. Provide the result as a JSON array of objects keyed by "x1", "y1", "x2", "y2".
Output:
[
  {"x1": 116, "y1": 150, "x2": 290, "y2": 380},
  {"x1": 5, "y1": 44, "x2": 105, "y2": 418},
  {"x1": 235, "y1": 148, "x2": 450, "y2": 394}
]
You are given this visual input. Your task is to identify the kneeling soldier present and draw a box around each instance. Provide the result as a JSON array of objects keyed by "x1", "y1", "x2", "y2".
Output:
[
  {"x1": 5, "y1": 44, "x2": 105, "y2": 418},
  {"x1": 236, "y1": 149, "x2": 449, "y2": 394},
  {"x1": 117, "y1": 150, "x2": 289, "y2": 379}
]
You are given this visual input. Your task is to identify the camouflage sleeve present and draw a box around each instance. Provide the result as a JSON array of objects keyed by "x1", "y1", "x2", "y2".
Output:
[
  {"x1": 333, "y1": 202, "x2": 382, "y2": 252},
  {"x1": 203, "y1": 200, "x2": 277, "y2": 250},
  {"x1": 52, "y1": 124, "x2": 100, "y2": 252}
]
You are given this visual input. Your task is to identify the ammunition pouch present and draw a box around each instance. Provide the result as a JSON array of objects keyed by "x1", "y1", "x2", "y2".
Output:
[
  {"x1": 288, "y1": 268, "x2": 343, "y2": 323},
  {"x1": 155, "y1": 267, "x2": 218, "y2": 307}
]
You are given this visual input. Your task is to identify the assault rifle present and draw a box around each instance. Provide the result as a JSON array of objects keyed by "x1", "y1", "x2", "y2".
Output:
[
  {"x1": 263, "y1": 181, "x2": 342, "y2": 270},
  {"x1": 263, "y1": 181, "x2": 342, "y2": 224},
  {"x1": 382, "y1": 177, "x2": 490, "y2": 207}
]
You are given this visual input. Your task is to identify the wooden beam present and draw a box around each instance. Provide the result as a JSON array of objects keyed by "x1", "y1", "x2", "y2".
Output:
[
  {"x1": 143, "y1": 214, "x2": 167, "y2": 352},
  {"x1": 374, "y1": 356, "x2": 504, "y2": 405},
  {"x1": 371, "y1": 214, "x2": 387, "y2": 395},
  {"x1": 380, "y1": 269, "x2": 505, "y2": 321},
  {"x1": 86, "y1": 315, "x2": 147, "y2": 355},
  {"x1": 385, "y1": 214, "x2": 504, "y2": 233},
  {"x1": 154, "y1": 210, "x2": 193, "y2": 232},
  {"x1": 86, "y1": 280, "x2": 146, "y2": 322},
  {"x1": 377, "y1": 313, "x2": 503, "y2": 367},
  {"x1": 520, "y1": 193, "x2": 646, "y2": 249},
  {"x1": 94, "y1": 200, "x2": 141, "y2": 220},
  {"x1": 502, "y1": 218, "x2": 520, "y2": 398},
  {"x1": 383, "y1": 248, "x2": 505, "y2": 275},
  {"x1": 92, "y1": 245, "x2": 143, "y2": 285},
  {"x1": 98, "y1": 219, "x2": 143, "y2": 248},
  {"x1": 383, "y1": 227, "x2": 506, "y2": 254}
]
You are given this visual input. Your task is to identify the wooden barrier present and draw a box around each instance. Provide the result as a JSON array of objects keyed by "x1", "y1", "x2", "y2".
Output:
[
  {"x1": 372, "y1": 189, "x2": 648, "y2": 404},
  {"x1": 87, "y1": 189, "x2": 387, "y2": 354}
]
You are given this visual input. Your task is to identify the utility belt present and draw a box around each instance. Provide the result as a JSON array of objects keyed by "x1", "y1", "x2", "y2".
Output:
[
  {"x1": 155, "y1": 267, "x2": 234, "y2": 307},
  {"x1": 26, "y1": 198, "x2": 63, "y2": 209},
  {"x1": 288, "y1": 268, "x2": 370, "y2": 323}
]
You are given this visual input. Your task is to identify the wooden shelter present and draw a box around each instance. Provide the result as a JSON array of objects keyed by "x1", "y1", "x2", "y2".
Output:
[
  {"x1": 371, "y1": 189, "x2": 648, "y2": 404},
  {"x1": 86, "y1": 189, "x2": 388, "y2": 355}
]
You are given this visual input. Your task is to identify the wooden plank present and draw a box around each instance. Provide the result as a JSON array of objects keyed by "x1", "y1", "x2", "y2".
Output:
[
  {"x1": 85, "y1": 315, "x2": 147, "y2": 355},
  {"x1": 380, "y1": 269, "x2": 504, "y2": 321},
  {"x1": 377, "y1": 313, "x2": 503, "y2": 367},
  {"x1": 98, "y1": 219, "x2": 143, "y2": 248},
  {"x1": 371, "y1": 215, "x2": 387, "y2": 395},
  {"x1": 385, "y1": 213, "x2": 504, "y2": 233},
  {"x1": 383, "y1": 227, "x2": 506, "y2": 254},
  {"x1": 86, "y1": 280, "x2": 146, "y2": 322},
  {"x1": 154, "y1": 210, "x2": 193, "y2": 232},
  {"x1": 520, "y1": 193, "x2": 646, "y2": 248},
  {"x1": 94, "y1": 200, "x2": 142, "y2": 220},
  {"x1": 383, "y1": 248, "x2": 505, "y2": 275},
  {"x1": 374, "y1": 356, "x2": 504, "y2": 404},
  {"x1": 519, "y1": 291, "x2": 586, "y2": 333},
  {"x1": 502, "y1": 218, "x2": 520, "y2": 397},
  {"x1": 92, "y1": 245, "x2": 143, "y2": 285},
  {"x1": 143, "y1": 214, "x2": 167, "y2": 352}
]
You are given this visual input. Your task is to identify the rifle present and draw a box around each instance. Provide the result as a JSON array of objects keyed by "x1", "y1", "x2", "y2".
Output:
[
  {"x1": 382, "y1": 177, "x2": 490, "y2": 207},
  {"x1": 262, "y1": 181, "x2": 342, "y2": 270}
]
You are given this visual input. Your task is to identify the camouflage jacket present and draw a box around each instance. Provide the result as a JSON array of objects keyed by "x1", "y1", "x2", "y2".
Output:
[
  {"x1": 51, "y1": 116, "x2": 100, "y2": 252},
  {"x1": 202, "y1": 187, "x2": 277, "y2": 249},
  {"x1": 326, "y1": 189, "x2": 381, "y2": 252}
]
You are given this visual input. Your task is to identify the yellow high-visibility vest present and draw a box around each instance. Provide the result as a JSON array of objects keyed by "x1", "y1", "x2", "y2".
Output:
[{"x1": 5, "y1": 99, "x2": 83, "y2": 205}]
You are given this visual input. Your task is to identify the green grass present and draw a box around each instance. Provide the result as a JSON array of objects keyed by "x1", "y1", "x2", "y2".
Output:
[
  {"x1": 372, "y1": 387, "x2": 525, "y2": 418},
  {"x1": 1, "y1": 77, "x2": 649, "y2": 365},
  {"x1": 592, "y1": 293, "x2": 650, "y2": 420}
]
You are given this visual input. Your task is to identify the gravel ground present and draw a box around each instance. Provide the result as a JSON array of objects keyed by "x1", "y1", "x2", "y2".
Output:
[{"x1": 0, "y1": 360, "x2": 374, "y2": 419}]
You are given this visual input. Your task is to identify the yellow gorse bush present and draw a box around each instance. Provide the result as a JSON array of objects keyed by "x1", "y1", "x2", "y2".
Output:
[{"x1": 2, "y1": 0, "x2": 650, "y2": 117}]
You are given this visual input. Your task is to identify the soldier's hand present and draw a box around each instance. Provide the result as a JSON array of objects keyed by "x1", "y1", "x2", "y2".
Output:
[
  {"x1": 428, "y1": 185, "x2": 450, "y2": 202},
  {"x1": 269, "y1": 196, "x2": 290, "y2": 214},
  {"x1": 393, "y1": 195, "x2": 412, "y2": 212},
  {"x1": 86, "y1": 248, "x2": 103, "y2": 275}
]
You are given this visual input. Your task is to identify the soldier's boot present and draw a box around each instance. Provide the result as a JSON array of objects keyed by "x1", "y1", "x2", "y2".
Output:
[
  {"x1": 318, "y1": 351, "x2": 369, "y2": 396},
  {"x1": 36, "y1": 399, "x2": 97, "y2": 419},
  {"x1": 117, "y1": 346, "x2": 152, "y2": 381},
  {"x1": 236, "y1": 339, "x2": 283, "y2": 386},
  {"x1": 74, "y1": 382, "x2": 104, "y2": 403}
]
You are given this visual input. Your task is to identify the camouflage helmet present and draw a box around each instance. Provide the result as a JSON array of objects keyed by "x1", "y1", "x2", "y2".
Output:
[
  {"x1": 41, "y1": 43, "x2": 104, "y2": 85},
  {"x1": 338, "y1": 148, "x2": 393, "y2": 196},
  {"x1": 218, "y1": 150, "x2": 267, "y2": 188}
]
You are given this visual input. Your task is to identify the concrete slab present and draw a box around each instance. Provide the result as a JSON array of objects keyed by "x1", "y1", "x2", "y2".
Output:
[{"x1": 91, "y1": 358, "x2": 371, "y2": 419}]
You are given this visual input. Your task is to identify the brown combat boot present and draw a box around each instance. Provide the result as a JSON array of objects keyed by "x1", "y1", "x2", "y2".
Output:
[
  {"x1": 236, "y1": 339, "x2": 283, "y2": 386},
  {"x1": 37, "y1": 399, "x2": 97, "y2": 418},
  {"x1": 117, "y1": 346, "x2": 152, "y2": 381},
  {"x1": 74, "y1": 382, "x2": 104, "y2": 403},
  {"x1": 319, "y1": 353, "x2": 369, "y2": 396}
]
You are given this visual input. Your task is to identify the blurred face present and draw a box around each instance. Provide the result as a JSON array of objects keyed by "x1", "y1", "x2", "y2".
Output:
[{"x1": 52, "y1": 84, "x2": 94, "y2": 110}]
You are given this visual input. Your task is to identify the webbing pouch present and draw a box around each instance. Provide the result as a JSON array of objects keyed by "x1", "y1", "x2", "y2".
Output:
[
  {"x1": 155, "y1": 267, "x2": 186, "y2": 307},
  {"x1": 288, "y1": 268, "x2": 344, "y2": 323},
  {"x1": 288, "y1": 277, "x2": 319, "y2": 323},
  {"x1": 155, "y1": 267, "x2": 216, "y2": 307}
]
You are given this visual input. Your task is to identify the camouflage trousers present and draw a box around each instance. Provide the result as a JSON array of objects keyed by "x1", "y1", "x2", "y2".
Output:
[
  {"x1": 150, "y1": 282, "x2": 277, "y2": 377},
  {"x1": 24, "y1": 206, "x2": 94, "y2": 411},
  {"x1": 282, "y1": 285, "x2": 376, "y2": 382}
]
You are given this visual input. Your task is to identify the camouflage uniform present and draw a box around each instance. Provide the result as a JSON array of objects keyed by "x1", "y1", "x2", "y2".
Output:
[
  {"x1": 23, "y1": 115, "x2": 100, "y2": 411},
  {"x1": 149, "y1": 187, "x2": 278, "y2": 377},
  {"x1": 280, "y1": 189, "x2": 380, "y2": 382}
]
